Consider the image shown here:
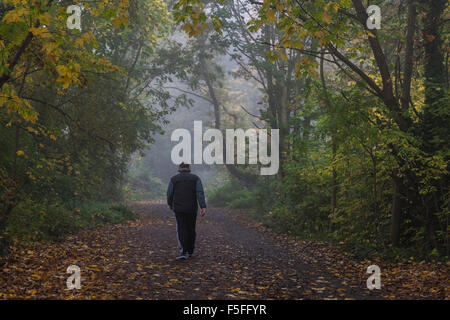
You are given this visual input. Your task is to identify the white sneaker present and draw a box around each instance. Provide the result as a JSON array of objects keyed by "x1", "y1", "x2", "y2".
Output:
[{"x1": 176, "y1": 254, "x2": 187, "y2": 260}]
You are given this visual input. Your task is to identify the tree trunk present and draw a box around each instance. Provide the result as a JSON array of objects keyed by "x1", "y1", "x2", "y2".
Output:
[
  {"x1": 421, "y1": 0, "x2": 448, "y2": 153},
  {"x1": 390, "y1": 174, "x2": 403, "y2": 246},
  {"x1": 199, "y1": 52, "x2": 257, "y2": 185},
  {"x1": 278, "y1": 78, "x2": 289, "y2": 175},
  {"x1": 418, "y1": 0, "x2": 448, "y2": 252},
  {"x1": 199, "y1": 55, "x2": 221, "y2": 130},
  {"x1": 320, "y1": 52, "x2": 338, "y2": 222}
]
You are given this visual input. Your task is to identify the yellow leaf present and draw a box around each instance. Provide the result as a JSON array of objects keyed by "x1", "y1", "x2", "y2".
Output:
[
  {"x1": 2, "y1": 8, "x2": 29, "y2": 23},
  {"x1": 30, "y1": 27, "x2": 51, "y2": 38},
  {"x1": 257, "y1": 286, "x2": 267, "y2": 290},
  {"x1": 183, "y1": 24, "x2": 192, "y2": 34},
  {"x1": 192, "y1": 10, "x2": 201, "y2": 20},
  {"x1": 56, "y1": 65, "x2": 68, "y2": 77},
  {"x1": 39, "y1": 12, "x2": 52, "y2": 25},
  {"x1": 322, "y1": 12, "x2": 331, "y2": 24},
  {"x1": 266, "y1": 10, "x2": 276, "y2": 23},
  {"x1": 293, "y1": 42, "x2": 304, "y2": 50},
  {"x1": 112, "y1": 16, "x2": 128, "y2": 29}
]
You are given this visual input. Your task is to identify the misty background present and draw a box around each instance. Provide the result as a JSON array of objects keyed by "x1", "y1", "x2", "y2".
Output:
[{"x1": 125, "y1": 30, "x2": 264, "y2": 201}]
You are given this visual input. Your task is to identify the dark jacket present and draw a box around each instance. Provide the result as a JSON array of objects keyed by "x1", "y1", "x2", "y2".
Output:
[{"x1": 167, "y1": 171, "x2": 206, "y2": 213}]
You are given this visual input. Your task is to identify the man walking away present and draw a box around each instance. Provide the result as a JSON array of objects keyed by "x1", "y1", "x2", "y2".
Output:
[{"x1": 167, "y1": 163, "x2": 206, "y2": 260}]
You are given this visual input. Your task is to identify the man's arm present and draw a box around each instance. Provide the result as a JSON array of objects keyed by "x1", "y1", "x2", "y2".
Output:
[
  {"x1": 196, "y1": 178, "x2": 206, "y2": 216},
  {"x1": 167, "y1": 180, "x2": 174, "y2": 209}
]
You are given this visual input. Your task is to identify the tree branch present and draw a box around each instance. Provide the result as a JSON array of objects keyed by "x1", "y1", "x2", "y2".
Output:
[{"x1": 0, "y1": 0, "x2": 55, "y2": 89}]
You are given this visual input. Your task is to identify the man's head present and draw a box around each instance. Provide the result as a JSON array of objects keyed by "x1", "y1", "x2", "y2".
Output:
[{"x1": 178, "y1": 162, "x2": 191, "y2": 172}]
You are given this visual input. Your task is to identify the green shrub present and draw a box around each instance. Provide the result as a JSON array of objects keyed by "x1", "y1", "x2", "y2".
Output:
[
  {"x1": 109, "y1": 203, "x2": 138, "y2": 221},
  {"x1": 3, "y1": 200, "x2": 137, "y2": 243},
  {"x1": 208, "y1": 181, "x2": 239, "y2": 207},
  {"x1": 228, "y1": 189, "x2": 260, "y2": 209},
  {"x1": 125, "y1": 164, "x2": 166, "y2": 201}
]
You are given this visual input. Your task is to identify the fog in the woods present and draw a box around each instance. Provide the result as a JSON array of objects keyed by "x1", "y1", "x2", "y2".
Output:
[{"x1": 0, "y1": 0, "x2": 448, "y2": 300}]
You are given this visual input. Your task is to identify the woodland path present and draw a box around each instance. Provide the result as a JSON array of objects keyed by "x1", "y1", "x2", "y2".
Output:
[{"x1": 0, "y1": 202, "x2": 391, "y2": 300}]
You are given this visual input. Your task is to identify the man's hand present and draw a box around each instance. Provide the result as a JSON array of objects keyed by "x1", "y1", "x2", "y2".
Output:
[{"x1": 200, "y1": 208, "x2": 206, "y2": 217}]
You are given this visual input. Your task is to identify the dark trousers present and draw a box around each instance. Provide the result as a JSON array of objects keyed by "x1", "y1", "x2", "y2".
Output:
[{"x1": 175, "y1": 212, "x2": 197, "y2": 255}]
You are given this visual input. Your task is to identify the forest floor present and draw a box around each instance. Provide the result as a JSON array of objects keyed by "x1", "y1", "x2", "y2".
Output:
[{"x1": 0, "y1": 201, "x2": 448, "y2": 300}]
